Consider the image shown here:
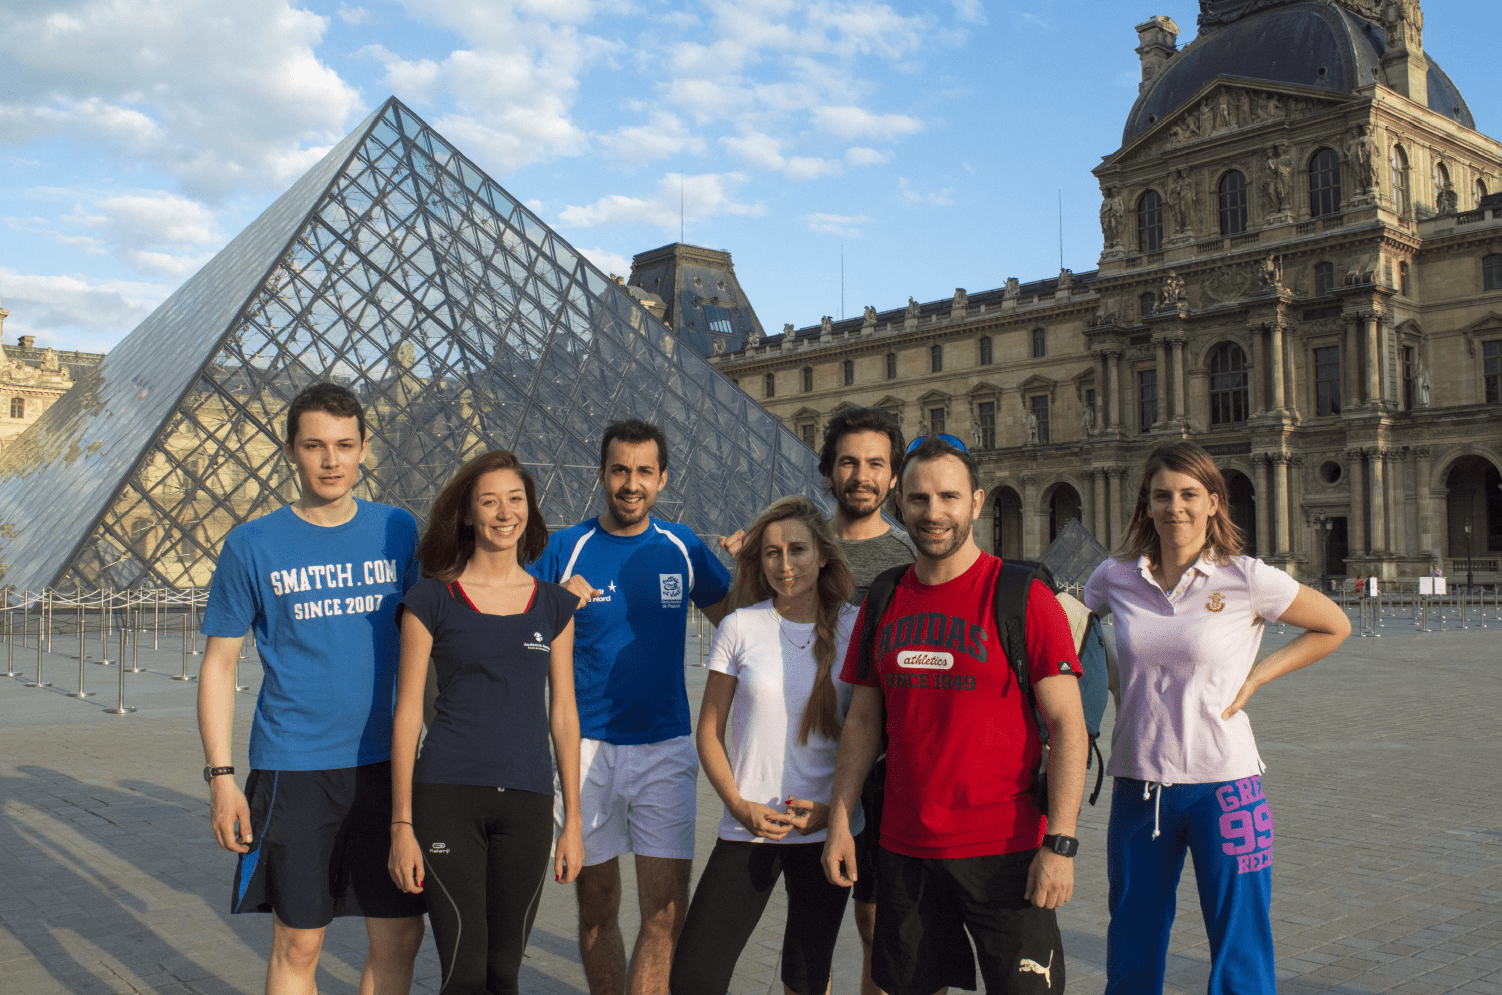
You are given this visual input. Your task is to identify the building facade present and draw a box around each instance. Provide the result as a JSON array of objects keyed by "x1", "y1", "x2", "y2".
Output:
[
  {"x1": 713, "y1": 0, "x2": 1502, "y2": 586},
  {"x1": 0, "y1": 302, "x2": 101, "y2": 451}
]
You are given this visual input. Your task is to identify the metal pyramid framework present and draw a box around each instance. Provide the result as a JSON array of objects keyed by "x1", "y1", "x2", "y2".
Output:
[{"x1": 0, "y1": 97, "x2": 830, "y2": 592}]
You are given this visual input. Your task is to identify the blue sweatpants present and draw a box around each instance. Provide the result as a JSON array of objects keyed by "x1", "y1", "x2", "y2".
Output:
[{"x1": 1105, "y1": 776, "x2": 1276, "y2": 995}]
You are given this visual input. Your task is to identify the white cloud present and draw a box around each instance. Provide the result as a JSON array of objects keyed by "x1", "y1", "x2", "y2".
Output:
[
  {"x1": 805, "y1": 212, "x2": 869, "y2": 236},
  {"x1": 953, "y1": 0, "x2": 987, "y2": 25},
  {"x1": 845, "y1": 146, "x2": 890, "y2": 167},
  {"x1": 0, "y1": 0, "x2": 364, "y2": 201},
  {"x1": 558, "y1": 173, "x2": 763, "y2": 230},
  {"x1": 338, "y1": 4, "x2": 372, "y2": 24},
  {"x1": 576, "y1": 246, "x2": 634, "y2": 278},
  {"x1": 0, "y1": 268, "x2": 175, "y2": 350},
  {"x1": 600, "y1": 112, "x2": 706, "y2": 166},
  {"x1": 898, "y1": 176, "x2": 952, "y2": 206},
  {"x1": 8, "y1": 190, "x2": 223, "y2": 277},
  {"x1": 812, "y1": 105, "x2": 924, "y2": 140}
]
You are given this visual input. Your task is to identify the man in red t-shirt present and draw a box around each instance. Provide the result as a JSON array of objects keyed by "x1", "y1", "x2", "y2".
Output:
[{"x1": 822, "y1": 436, "x2": 1088, "y2": 995}]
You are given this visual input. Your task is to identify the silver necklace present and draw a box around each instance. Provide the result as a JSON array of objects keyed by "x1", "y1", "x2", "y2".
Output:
[{"x1": 774, "y1": 606, "x2": 815, "y2": 649}]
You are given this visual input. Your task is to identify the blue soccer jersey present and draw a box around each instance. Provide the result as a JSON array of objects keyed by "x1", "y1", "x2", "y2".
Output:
[
  {"x1": 530, "y1": 516, "x2": 731, "y2": 744},
  {"x1": 200, "y1": 501, "x2": 420, "y2": 770}
]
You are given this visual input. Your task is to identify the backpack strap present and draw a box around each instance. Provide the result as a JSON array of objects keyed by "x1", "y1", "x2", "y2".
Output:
[
  {"x1": 995, "y1": 560, "x2": 1049, "y2": 745},
  {"x1": 856, "y1": 564, "x2": 911, "y2": 681}
]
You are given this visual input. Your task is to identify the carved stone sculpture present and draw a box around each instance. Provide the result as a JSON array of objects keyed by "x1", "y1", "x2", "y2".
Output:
[
  {"x1": 1004, "y1": 277, "x2": 1021, "y2": 300},
  {"x1": 712, "y1": 337, "x2": 726, "y2": 356},
  {"x1": 41, "y1": 348, "x2": 60, "y2": 372},
  {"x1": 1161, "y1": 270, "x2": 1186, "y2": 309},
  {"x1": 862, "y1": 305, "x2": 877, "y2": 327},
  {"x1": 1437, "y1": 181, "x2": 1459, "y2": 215},
  {"x1": 1100, "y1": 187, "x2": 1122, "y2": 246},
  {"x1": 1383, "y1": 0, "x2": 1423, "y2": 51},
  {"x1": 783, "y1": 323, "x2": 795, "y2": 336},
  {"x1": 1025, "y1": 410, "x2": 1040, "y2": 446},
  {"x1": 820, "y1": 315, "x2": 833, "y2": 336},
  {"x1": 953, "y1": 287, "x2": 968, "y2": 311},
  {"x1": 1264, "y1": 145, "x2": 1288, "y2": 214},
  {"x1": 906, "y1": 297, "x2": 920, "y2": 319},
  {"x1": 1082, "y1": 404, "x2": 1097, "y2": 436},
  {"x1": 1415, "y1": 363, "x2": 1432, "y2": 406},
  {"x1": 1258, "y1": 253, "x2": 1284, "y2": 292},
  {"x1": 1167, "y1": 170, "x2": 1186, "y2": 231}
]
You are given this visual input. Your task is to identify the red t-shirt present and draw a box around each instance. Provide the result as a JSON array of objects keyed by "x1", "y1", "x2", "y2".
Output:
[{"x1": 840, "y1": 553, "x2": 1081, "y2": 859}]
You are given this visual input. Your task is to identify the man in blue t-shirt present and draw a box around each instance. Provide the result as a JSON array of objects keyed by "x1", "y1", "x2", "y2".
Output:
[
  {"x1": 197, "y1": 383, "x2": 425, "y2": 995},
  {"x1": 529, "y1": 418, "x2": 731, "y2": 995}
]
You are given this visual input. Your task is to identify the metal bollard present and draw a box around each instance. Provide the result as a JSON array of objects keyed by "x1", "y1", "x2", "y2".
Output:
[
  {"x1": 189, "y1": 585, "x2": 201, "y2": 655},
  {"x1": 67, "y1": 588, "x2": 95, "y2": 698},
  {"x1": 25, "y1": 590, "x2": 50, "y2": 688},
  {"x1": 45, "y1": 588, "x2": 53, "y2": 653},
  {"x1": 4, "y1": 592, "x2": 19, "y2": 678},
  {"x1": 171, "y1": 606, "x2": 196, "y2": 681},
  {"x1": 95, "y1": 587, "x2": 114, "y2": 665},
  {"x1": 126, "y1": 594, "x2": 144, "y2": 674},
  {"x1": 104, "y1": 616, "x2": 135, "y2": 715},
  {"x1": 234, "y1": 629, "x2": 250, "y2": 692},
  {"x1": 152, "y1": 589, "x2": 160, "y2": 650}
]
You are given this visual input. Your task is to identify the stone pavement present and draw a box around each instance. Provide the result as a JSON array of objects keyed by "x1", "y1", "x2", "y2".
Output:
[{"x1": 0, "y1": 607, "x2": 1500, "y2": 994}]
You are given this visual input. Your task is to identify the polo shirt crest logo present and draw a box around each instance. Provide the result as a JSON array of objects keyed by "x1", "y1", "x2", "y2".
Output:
[
  {"x1": 1206, "y1": 591, "x2": 1226, "y2": 612},
  {"x1": 659, "y1": 573, "x2": 684, "y2": 606}
]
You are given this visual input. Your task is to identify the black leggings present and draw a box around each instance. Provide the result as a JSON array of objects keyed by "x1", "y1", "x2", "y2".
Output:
[
  {"x1": 411, "y1": 783, "x2": 554, "y2": 995},
  {"x1": 670, "y1": 838, "x2": 854, "y2": 995}
]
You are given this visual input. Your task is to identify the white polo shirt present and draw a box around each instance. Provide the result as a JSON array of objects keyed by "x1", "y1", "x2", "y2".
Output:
[{"x1": 1083, "y1": 552, "x2": 1300, "y2": 785}]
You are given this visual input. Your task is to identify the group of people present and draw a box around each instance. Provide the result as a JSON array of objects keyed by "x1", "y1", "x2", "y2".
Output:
[{"x1": 197, "y1": 382, "x2": 1350, "y2": 995}]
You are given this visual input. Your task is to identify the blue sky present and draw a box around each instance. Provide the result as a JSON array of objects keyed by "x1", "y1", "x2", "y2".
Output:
[{"x1": 2, "y1": 0, "x2": 1497, "y2": 354}]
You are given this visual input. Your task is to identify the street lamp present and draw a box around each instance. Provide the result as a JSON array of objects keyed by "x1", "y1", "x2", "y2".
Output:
[{"x1": 1465, "y1": 519, "x2": 1474, "y2": 591}]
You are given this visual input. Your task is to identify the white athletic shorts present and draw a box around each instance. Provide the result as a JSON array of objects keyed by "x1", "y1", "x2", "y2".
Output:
[{"x1": 555, "y1": 735, "x2": 699, "y2": 866}]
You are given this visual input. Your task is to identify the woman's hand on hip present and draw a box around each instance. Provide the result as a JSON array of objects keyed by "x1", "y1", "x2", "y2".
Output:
[{"x1": 784, "y1": 798, "x2": 830, "y2": 836}]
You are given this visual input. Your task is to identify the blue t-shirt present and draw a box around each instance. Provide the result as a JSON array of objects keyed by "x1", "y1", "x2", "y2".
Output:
[
  {"x1": 401, "y1": 578, "x2": 575, "y2": 794},
  {"x1": 200, "y1": 501, "x2": 419, "y2": 771},
  {"x1": 529, "y1": 516, "x2": 731, "y2": 745}
]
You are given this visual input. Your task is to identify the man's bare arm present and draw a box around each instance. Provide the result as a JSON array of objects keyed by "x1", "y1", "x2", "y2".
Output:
[
  {"x1": 197, "y1": 635, "x2": 251, "y2": 853},
  {"x1": 821, "y1": 684, "x2": 882, "y2": 887}
]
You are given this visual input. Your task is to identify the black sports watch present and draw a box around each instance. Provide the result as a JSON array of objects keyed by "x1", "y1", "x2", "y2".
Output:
[
  {"x1": 1041, "y1": 833, "x2": 1079, "y2": 858},
  {"x1": 203, "y1": 765, "x2": 235, "y2": 784}
]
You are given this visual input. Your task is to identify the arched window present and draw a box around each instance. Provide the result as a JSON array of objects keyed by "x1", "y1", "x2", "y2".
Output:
[
  {"x1": 1434, "y1": 160, "x2": 1450, "y2": 201},
  {"x1": 801, "y1": 366, "x2": 813, "y2": 392},
  {"x1": 1137, "y1": 190, "x2": 1163, "y2": 252},
  {"x1": 1219, "y1": 170, "x2": 1248, "y2": 235},
  {"x1": 1308, "y1": 148, "x2": 1342, "y2": 217},
  {"x1": 886, "y1": 352, "x2": 897, "y2": 379},
  {"x1": 8, "y1": 398, "x2": 22, "y2": 419},
  {"x1": 1032, "y1": 327, "x2": 1046, "y2": 358},
  {"x1": 1314, "y1": 261, "x2": 1336, "y2": 298},
  {"x1": 1391, "y1": 145, "x2": 1410, "y2": 215},
  {"x1": 1477, "y1": 178, "x2": 1490, "y2": 208},
  {"x1": 843, "y1": 359, "x2": 854, "y2": 386},
  {"x1": 930, "y1": 344, "x2": 943, "y2": 373},
  {"x1": 764, "y1": 372, "x2": 776, "y2": 398},
  {"x1": 979, "y1": 336, "x2": 993, "y2": 366},
  {"x1": 1140, "y1": 291, "x2": 1157, "y2": 318},
  {"x1": 1484, "y1": 254, "x2": 1502, "y2": 292},
  {"x1": 1398, "y1": 261, "x2": 1411, "y2": 296},
  {"x1": 1209, "y1": 342, "x2": 1250, "y2": 425}
]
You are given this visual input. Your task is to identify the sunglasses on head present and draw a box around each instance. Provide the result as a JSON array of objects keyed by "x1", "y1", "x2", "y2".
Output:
[{"x1": 905, "y1": 434, "x2": 970, "y2": 455}]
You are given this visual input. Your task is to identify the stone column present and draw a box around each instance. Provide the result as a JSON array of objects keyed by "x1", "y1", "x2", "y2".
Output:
[
  {"x1": 1364, "y1": 313, "x2": 1382, "y2": 406},
  {"x1": 1343, "y1": 314, "x2": 1361, "y2": 406},
  {"x1": 1171, "y1": 337, "x2": 1187, "y2": 422},
  {"x1": 1249, "y1": 326, "x2": 1266, "y2": 415},
  {"x1": 1273, "y1": 454, "x2": 1291, "y2": 555},
  {"x1": 1268, "y1": 322, "x2": 1287, "y2": 412},
  {"x1": 1415, "y1": 446, "x2": 1434, "y2": 553},
  {"x1": 1107, "y1": 349, "x2": 1124, "y2": 431},
  {"x1": 1092, "y1": 351, "x2": 1109, "y2": 430},
  {"x1": 1153, "y1": 338, "x2": 1169, "y2": 425},
  {"x1": 1254, "y1": 454, "x2": 1272, "y2": 558},
  {"x1": 1109, "y1": 466, "x2": 1128, "y2": 550},
  {"x1": 1348, "y1": 449, "x2": 1368, "y2": 556},
  {"x1": 1284, "y1": 330, "x2": 1301, "y2": 418},
  {"x1": 1092, "y1": 469, "x2": 1107, "y2": 543},
  {"x1": 1368, "y1": 448, "x2": 1387, "y2": 554},
  {"x1": 1388, "y1": 449, "x2": 1408, "y2": 557},
  {"x1": 1022, "y1": 474, "x2": 1041, "y2": 558}
]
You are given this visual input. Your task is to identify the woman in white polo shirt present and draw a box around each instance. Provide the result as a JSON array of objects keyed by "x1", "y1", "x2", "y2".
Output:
[
  {"x1": 1084, "y1": 442, "x2": 1350, "y2": 995},
  {"x1": 669, "y1": 496, "x2": 861, "y2": 995}
]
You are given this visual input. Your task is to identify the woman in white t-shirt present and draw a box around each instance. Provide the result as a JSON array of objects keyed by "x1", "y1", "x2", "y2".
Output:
[
  {"x1": 1084, "y1": 442, "x2": 1350, "y2": 995},
  {"x1": 669, "y1": 496, "x2": 862, "y2": 995}
]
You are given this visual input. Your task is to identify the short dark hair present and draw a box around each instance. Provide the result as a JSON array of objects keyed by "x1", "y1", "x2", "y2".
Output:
[
  {"x1": 599, "y1": 418, "x2": 668, "y2": 473},
  {"x1": 898, "y1": 436, "x2": 980, "y2": 493},
  {"x1": 286, "y1": 383, "x2": 366, "y2": 446},
  {"x1": 818, "y1": 407, "x2": 905, "y2": 479},
  {"x1": 417, "y1": 450, "x2": 550, "y2": 580}
]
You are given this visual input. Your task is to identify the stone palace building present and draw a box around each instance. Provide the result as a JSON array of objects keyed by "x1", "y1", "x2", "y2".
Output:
[{"x1": 704, "y1": 0, "x2": 1502, "y2": 586}]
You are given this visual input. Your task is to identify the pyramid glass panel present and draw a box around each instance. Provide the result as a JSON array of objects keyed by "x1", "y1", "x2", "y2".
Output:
[{"x1": 0, "y1": 97, "x2": 833, "y2": 593}]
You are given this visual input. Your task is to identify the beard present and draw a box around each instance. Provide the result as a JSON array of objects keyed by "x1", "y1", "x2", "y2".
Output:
[
  {"x1": 910, "y1": 515, "x2": 973, "y2": 561},
  {"x1": 606, "y1": 488, "x2": 652, "y2": 527},
  {"x1": 834, "y1": 482, "x2": 885, "y2": 521}
]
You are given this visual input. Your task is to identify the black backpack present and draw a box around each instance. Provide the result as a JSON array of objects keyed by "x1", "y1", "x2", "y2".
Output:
[{"x1": 856, "y1": 559, "x2": 1109, "y2": 808}]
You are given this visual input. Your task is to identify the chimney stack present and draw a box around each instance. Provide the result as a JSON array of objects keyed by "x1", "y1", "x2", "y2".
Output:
[
  {"x1": 1381, "y1": 0, "x2": 1428, "y2": 104},
  {"x1": 1135, "y1": 16, "x2": 1179, "y2": 93}
]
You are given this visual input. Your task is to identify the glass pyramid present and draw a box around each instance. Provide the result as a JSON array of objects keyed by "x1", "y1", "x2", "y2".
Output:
[{"x1": 0, "y1": 97, "x2": 831, "y2": 593}]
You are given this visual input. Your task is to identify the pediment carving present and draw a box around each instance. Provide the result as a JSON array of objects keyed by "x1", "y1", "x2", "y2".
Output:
[{"x1": 1129, "y1": 82, "x2": 1348, "y2": 161}]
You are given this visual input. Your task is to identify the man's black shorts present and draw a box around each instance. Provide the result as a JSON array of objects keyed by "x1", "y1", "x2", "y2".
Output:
[
  {"x1": 231, "y1": 761, "x2": 426, "y2": 929},
  {"x1": 852, "y1": 756, "x2": 885, "y2": 905},
  {"x1": 873, "y1": 846, "x2": 1064, "y2": 995}
]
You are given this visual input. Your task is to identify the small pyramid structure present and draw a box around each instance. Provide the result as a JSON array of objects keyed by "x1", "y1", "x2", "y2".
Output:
[{"x1": 0, "y1": 98, "x2": 829, "y2": 592}]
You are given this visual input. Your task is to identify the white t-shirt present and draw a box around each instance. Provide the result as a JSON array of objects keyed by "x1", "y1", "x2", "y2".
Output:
[
  {"x1": 707, "y1": 600, "x2": 865, "y2": 844},
  {"x1": 1083, "y1": 552, "x2": 1301, "y2": 784}
]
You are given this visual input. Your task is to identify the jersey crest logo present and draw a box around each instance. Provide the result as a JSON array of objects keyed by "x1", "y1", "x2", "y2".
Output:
[
  {"x1": 659, "y1": 573, "x2": 684, "y2": 606},
  {"x1": 1018, "y1": 951, "x2": 1053, "y2": 987},
  {"x1": 1206, "y1": 591, "x2": 1226, "y2": 613}
]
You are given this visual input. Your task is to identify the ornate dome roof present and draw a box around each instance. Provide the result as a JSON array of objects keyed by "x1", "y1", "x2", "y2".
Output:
[{"x1": 1122, "y1": 1, "x2": 1473, "y2": 146}]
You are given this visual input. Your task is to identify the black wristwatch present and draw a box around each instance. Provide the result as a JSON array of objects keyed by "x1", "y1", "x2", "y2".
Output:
[
  {"x1": 1041, "y1": 833, "x2": 1079, "y2": 858},
  {"x1": 203, "y1": 765, "x2": 235, "y2": 784}
]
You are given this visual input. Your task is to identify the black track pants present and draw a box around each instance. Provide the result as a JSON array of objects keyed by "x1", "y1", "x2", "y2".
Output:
[
  {"x1": 412, "y1": 783, "x2": 554, "y2": 995},
  {"x1": 670, "y1": 838, "x2": 853, "y2": 995}
]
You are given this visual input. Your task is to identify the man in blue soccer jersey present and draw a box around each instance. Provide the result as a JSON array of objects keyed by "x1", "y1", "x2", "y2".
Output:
[
  {"x1": 197, "y1": 383, "x2": 425, "y2": 995},
  {"x1": 530, "y1": 418, "x2": 732, "y2": 995}
]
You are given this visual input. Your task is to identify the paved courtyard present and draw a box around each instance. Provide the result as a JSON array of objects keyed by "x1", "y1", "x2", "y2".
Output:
[{"x1": 1, "y1": 603, "x2": 1500, "y2": 994}]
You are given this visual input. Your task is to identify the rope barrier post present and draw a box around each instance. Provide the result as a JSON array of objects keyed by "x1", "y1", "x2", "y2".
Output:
[
  {"x1": 234, "y1": 627, "x2": 250, "y2": 692},
  {"x1": 172, "y1": 602, "x2": 196, "y2": 682},
  {"x1": 104, "y1": 609, "x2": 135, "y2": 715},
  {"x1": 126, "y1": 592, "x2": 144, "y2": 674},
  {"x1": 152, "y1": 589, "x2": 160, "y2": 650},
  {"x1": 67, "y1": 587, "x2": 95, "y2": 699},
  {"x1": 189, "y1": 585, "x2": 201, "y2": 655},
  {"x1": 25, "y1": 590, "x2": 50, "y2": 689},
  {"x1": 96, "y1": 587, "x2": 114, "y2": 665},
  {"x1": 46, "y1": 588, "x2": 53, "y2": 653},
  {"x1": 4, "y1": 588, "x2": 19, "y2": 678}
]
